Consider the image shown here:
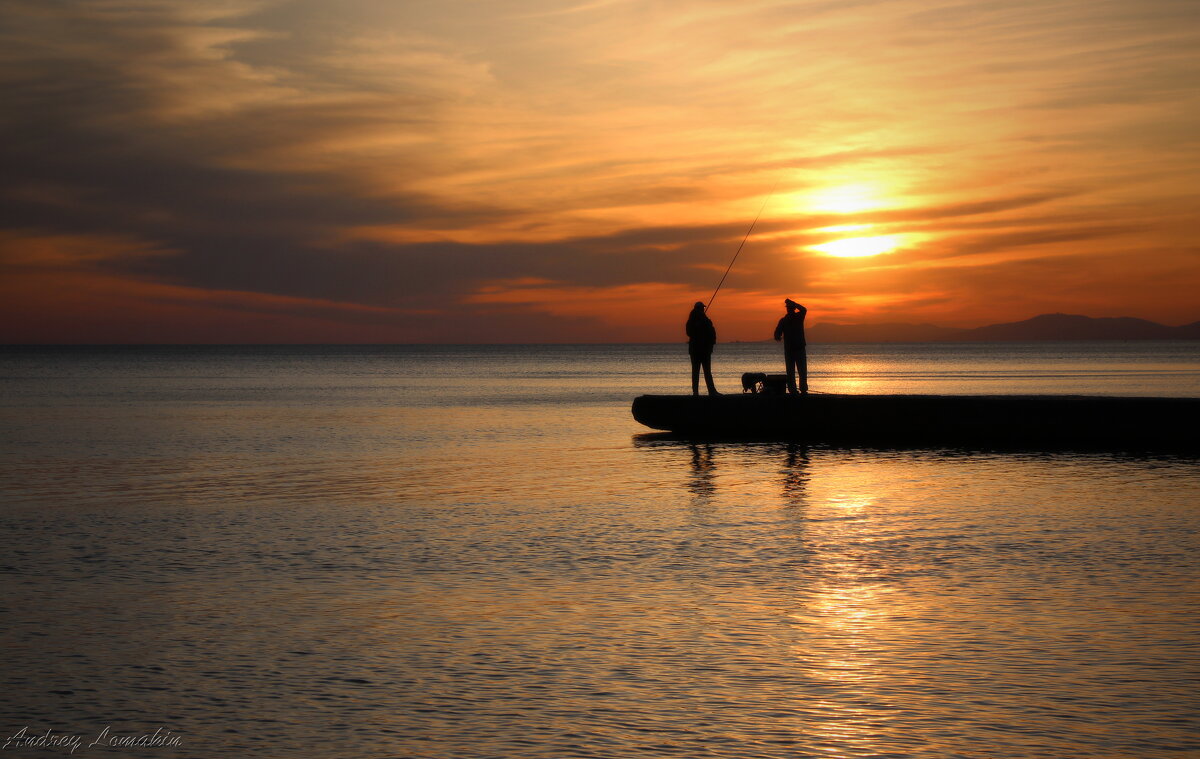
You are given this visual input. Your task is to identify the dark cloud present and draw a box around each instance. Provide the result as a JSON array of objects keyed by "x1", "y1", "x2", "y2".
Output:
[
  {"x1": 0, "y1": 1, "x2": 734, "y2": 326},
  {"x1": 897, "y1": 224, "x2": 1141, "y2": 264},
  {"x1": 0, "y1": 2, "x2": 495, "y2": 304}
]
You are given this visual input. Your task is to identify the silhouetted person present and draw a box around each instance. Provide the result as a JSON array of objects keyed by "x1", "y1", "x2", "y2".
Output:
[
  {"x1": 686, "y1": 301, "x2": 720, "y2": 396},
  {"x1": 774, "y1": 298, "x2": 808, "y2": 394}
]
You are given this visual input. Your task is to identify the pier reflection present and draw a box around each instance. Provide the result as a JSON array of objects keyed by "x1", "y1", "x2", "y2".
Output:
[
  {"x1": 634, "y1": 435, "x2": 814, "y2": 507},
  {"x1": 686, "y1": 443, "x2": 716, "y2": 501},
  {"x1": 781, "y1": 443, "x2": 809, "y2": 506}
]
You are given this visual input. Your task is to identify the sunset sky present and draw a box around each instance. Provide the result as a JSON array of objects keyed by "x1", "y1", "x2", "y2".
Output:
[{"x1": 2, "y1": 0, "x2": 1198, "y2": 342}]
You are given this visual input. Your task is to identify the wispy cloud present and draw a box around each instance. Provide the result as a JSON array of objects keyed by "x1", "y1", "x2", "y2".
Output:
[{"x1": 1, "y1": 0, "x2": 1197, "y2": 341}]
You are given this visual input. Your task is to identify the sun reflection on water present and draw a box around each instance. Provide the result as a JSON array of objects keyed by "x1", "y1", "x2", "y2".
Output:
[
  {"x1": 827, "y1": 494, "x2": 874, "y2": 511},
  {"x1": 789, "y1": 578, "x2": 899, "y2": 753}
]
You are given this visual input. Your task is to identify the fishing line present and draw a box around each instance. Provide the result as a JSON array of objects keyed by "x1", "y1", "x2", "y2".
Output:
[{"x1": 705, "y1": 178, "x2": 781, "y2": 313}]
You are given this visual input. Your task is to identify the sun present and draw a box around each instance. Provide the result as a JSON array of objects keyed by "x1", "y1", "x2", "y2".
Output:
[
  {"x1": 812, "y1": 235, "x2": 900, "y2": 258},
  {"x1": 794, "y1": 182, "x2": 905, "y2": 257},
  {"x1": 807, "y1": 183, "x2": 885, "y2": 214}
]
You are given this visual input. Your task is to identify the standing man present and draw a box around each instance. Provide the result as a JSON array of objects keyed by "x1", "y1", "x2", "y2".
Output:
[
  {"x1": 686, "y1": 302, "x2": 720, "y2": 396},
  {"x1": 774, "y1": 299, "x2": 808, "y2": 394}
]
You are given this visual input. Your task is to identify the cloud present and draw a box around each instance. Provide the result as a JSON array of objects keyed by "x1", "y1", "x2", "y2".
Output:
[{"x1": 1, "y1": 0, "x2": 1197, "y2": 341}]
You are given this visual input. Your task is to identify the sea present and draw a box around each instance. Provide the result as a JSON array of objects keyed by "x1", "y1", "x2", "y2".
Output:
[{"x1": 1, "y1": 342, "x2": 1198, "y2": 759}]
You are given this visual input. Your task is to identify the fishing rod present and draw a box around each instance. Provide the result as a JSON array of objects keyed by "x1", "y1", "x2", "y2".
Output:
[{"x1": 705, "y1": 179, "x2": 780, "y2": 313}]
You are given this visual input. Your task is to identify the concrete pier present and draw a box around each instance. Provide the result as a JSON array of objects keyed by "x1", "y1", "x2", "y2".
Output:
[{"x1": 631, "y1": 393, "x2": 1200, "y2": 449}]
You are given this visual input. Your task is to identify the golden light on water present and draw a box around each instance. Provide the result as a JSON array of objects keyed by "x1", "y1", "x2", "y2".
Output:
[{"x1": 828, "y1": 494, "x2": 875, "y2": 511}]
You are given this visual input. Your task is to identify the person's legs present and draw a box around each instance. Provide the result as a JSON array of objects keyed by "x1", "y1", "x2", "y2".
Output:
[
  {"x1": 701, "y1": 354, "x2": 719, "y2": 394},
  {"x1": 798, "y1": 346, "x2": 808, "y2": 394},
  {"x1": 691, "y1": 354, "x2": 701, "y2": 395},
  {"x1": 784, "y1": 347, "x2": 799, "y2": 394}
]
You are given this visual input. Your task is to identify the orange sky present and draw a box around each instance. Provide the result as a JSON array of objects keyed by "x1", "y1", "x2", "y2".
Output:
[{"x1": 2, "y1": 0, "x2": 1198, "y2": 342}]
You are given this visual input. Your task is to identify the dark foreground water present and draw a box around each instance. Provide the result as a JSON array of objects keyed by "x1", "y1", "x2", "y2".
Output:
[{"x1": 1, "y1": 343, "x2": 1198, "y2": 758}]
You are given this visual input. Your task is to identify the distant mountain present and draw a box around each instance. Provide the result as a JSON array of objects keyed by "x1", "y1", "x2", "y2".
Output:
[
  {"x1": 806, "y1": 313, "x2": 1200, "y2": 343},
  {"x1": 957, "y1": 313, "x2": 1177, "y2": 342},
  {"x1": 1176, "y1": 321, "x2": 1200, "y2": 339}
]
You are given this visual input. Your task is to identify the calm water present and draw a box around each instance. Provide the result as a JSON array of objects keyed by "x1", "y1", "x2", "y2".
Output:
[{"x1": 1, "y1": 343, "x2": 1198, "y2": 758}]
